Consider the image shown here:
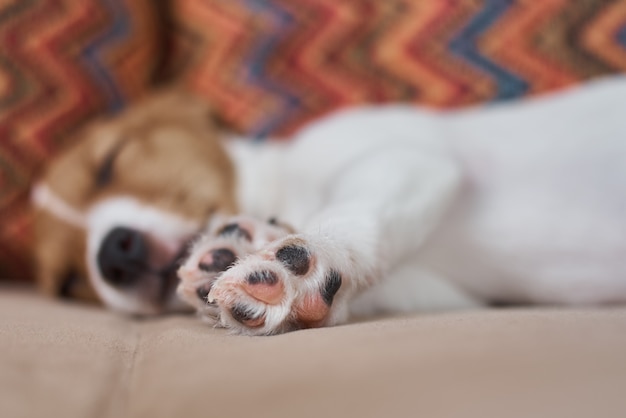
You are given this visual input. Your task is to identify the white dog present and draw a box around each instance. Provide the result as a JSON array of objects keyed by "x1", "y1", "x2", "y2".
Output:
[
  {"x1": 176, "y1": 77, "x2": 626, "y2": 335},
  {"x1": 33, "y1": 77, "x2": 626, "y2": 335}
]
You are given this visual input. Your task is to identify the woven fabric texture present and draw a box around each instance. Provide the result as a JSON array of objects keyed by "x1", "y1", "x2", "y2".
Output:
[
  {"x1": 0, "y1": 0, "x2": 162, "y2": 279},
  {"x1": 172, "y1": 0, "x2": 626, "y2": 136}
]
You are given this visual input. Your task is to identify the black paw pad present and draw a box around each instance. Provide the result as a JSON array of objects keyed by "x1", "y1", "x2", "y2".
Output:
[
  {"x1": 321, "y1": 270, "x2": 342, "y2": 306},
  {"x1": 196, "y1": 282, "x2": 215, "y2": 303},
  {"x1": 199, "y1": 248, "x2": 236, "y2": 272},
  {"x1": 218, "y1": 223, "x2": 252, "y2": 241},
  {"x1": 247, "y1": 270, "x2": 278, "y2": 285},
  {"x1": 230, "y1": 304, "x2": 261, "y2": 325},
  {"x1": 276, "y1": 245, "x2": 310, "y2": 276}
]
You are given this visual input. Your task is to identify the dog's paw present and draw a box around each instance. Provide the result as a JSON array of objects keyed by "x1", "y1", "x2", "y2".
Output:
[
  {"x1": 177, "y1": 215, "x2": 292, "y2": 319},
  {"x1": 208, "y1": 236, "x2": 345, "y2": 335}
]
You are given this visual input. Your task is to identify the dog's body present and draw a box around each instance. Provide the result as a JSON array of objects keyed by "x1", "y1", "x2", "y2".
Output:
[{"x1": 33, "y1": 78, "x2": 626, "y2": 334}]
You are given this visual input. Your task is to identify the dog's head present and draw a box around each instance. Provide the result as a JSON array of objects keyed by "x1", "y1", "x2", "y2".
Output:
[{"x1": 32, "y1": 91, "x2": 237, "y2": 315}]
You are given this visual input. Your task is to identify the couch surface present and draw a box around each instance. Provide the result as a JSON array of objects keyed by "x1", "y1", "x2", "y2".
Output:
[{"x1": 2, "y1": 286, "x2": 625, "y2": 418}]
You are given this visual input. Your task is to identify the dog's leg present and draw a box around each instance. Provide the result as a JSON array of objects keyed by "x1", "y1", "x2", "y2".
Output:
[
  {"x1": 206, "y1": 147, "x2": 464, "y2": 335},
  {"x1": 349, "y1": 262, "x2": 482, "y2": 318}
]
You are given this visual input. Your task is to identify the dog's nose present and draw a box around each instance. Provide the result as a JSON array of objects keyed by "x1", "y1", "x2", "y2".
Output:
[{"x1": 97, "y1": 227, "x2": 148, "y2": 286}]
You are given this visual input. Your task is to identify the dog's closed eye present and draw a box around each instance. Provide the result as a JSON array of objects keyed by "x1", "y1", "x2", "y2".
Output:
[{"x1": 95, "y1": 142, "x2": 125, "y2": 188}]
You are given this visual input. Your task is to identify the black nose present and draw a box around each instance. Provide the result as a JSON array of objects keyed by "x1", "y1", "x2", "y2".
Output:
[{"x1": 97, "y1": 227, "x2": 148, "y2": 287}]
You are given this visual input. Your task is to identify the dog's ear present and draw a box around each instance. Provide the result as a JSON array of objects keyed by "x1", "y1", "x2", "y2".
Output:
[
  {"x1": 33, "y1": 208, "x2": 98, "y2": 303},
  {"x1": 31, "y1": 120, "x2": 117, "y2": 302}
]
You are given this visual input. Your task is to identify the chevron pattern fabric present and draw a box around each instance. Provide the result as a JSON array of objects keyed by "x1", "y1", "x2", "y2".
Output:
[
  {"x1": 0, "y1": 0, "x2": 162, "y2": 279},
  {"x1": 2, "y1": 0, "x2": 626, "y2": 280},
  {"x1": 173, "y1": 0, "x2": 626, "y2": 137}
]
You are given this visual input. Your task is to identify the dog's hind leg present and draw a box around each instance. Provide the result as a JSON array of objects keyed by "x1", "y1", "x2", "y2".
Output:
[{"x1": 349, "y1": 262, "x2": 482, "y2": 319}]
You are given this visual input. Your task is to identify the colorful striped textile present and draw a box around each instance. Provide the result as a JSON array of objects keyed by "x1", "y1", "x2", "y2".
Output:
[
  {"x1": 173, "y1": 0, "x2": 626, "y2": 137},
  {"x1": 0, "y1": 0, "x2": 162, "y2": 279},
  {"x1": 3, "y1": 0, "x2": 626, "y2": 279}
]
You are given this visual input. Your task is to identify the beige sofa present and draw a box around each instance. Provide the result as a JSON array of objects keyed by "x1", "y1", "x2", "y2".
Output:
[{"x1": 2, "y1": 285, "x2": 625, "y2": 418}]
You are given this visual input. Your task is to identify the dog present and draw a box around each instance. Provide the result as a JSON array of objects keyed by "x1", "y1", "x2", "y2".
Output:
[
  {"x1": 33, "y1": 78, "x2": 626, "y2": 334},
  {"x1": 32, "y1": 92, "x2": 236, "y2": 313}
]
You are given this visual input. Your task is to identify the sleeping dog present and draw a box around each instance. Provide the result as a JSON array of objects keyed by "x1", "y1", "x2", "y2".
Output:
[{"x1": 33, "y1": 79, "x2": 626, "y2": 335}]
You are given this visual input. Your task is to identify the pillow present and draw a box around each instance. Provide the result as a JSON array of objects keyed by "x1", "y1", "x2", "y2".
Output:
[
  {"x1": 171, "y1": 0, "x2": 626, "y2": 137},
  {"x1": 0, "y1": 0, "x2": 163, "y2": 280}
]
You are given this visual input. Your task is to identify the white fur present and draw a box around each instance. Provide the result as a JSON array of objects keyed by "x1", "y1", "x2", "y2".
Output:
[
  {"x1": 31, "y1": 183, "x2": 86, "y2": 228},
  {"x1": 221, "y1": 76, "x2": 626, "y2": 324},
  {"x1": 44, "y1": 76, "x2": 626, "y2": 324},
  {"x1": 85, "y1": 197, "x2": 200, "y2": 314}
]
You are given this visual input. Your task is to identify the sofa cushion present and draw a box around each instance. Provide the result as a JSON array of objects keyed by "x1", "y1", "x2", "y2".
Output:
[{"x1": 2, "y1": 287, "x2": 625, "y2": 418}]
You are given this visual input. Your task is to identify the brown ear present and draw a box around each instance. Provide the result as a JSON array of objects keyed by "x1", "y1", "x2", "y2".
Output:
[
  {"x1": 31, "y1": 122, "x2": 111, "y2": 303},
  {"x1": 33, "y1": 208, "x2": 98, "y2": 302}
]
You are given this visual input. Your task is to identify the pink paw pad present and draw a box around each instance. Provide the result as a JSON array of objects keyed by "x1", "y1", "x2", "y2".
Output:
[
  {"x1": 243, "y1": 270, "x2": 285, "y2": 305},
  {"x1": 295, "y1": 270, "x2": 342, "y2": 325}
]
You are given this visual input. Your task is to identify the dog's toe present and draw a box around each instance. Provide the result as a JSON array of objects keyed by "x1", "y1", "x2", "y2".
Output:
[
  {"x1": 243, "y1": 270, "x2": 284, "y2": 305},
  {"x1": 198, "y1": 248, "x2": 237, "y2": 272},
  {"x1": 195, "y1": 282, "x2": 215, "y2": 303},
  {"x1": 217, "y1": 223, "x2": 253, "y2": 241},
  {"x1": 276, "y1": 244, "x2": 311, "y2": 275}
]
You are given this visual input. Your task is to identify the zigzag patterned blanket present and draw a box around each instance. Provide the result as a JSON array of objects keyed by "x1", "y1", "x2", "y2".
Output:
[
  {"x1": 174, "y1": 0, "x2": 626, "y2": 136},
  {"x1": 2, "y1": 0, "x2": 626, "y2": 280},
  {"x1": 0, "y1": 0, "x2": 160, "y2": 279}
]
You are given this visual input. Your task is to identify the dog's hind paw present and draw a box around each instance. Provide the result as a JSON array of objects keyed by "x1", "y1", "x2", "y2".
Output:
[{"x1": 207, "y1": 236, "x2": 345, "y2": 335}]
